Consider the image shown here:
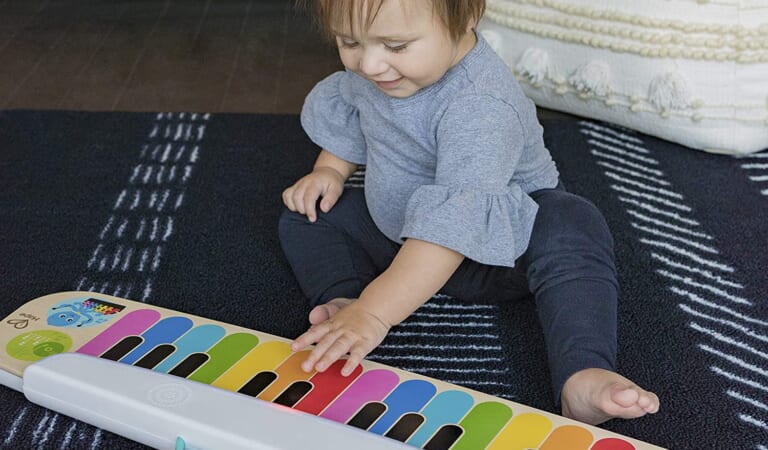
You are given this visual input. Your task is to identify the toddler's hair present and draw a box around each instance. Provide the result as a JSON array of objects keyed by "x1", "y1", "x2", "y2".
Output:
[{"x1": 297, "y1": 0, "x2": 486, "y2": 43}]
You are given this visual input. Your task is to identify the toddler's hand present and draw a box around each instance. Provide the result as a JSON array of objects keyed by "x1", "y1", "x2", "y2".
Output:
[
  {"x1": 282, "y1": 166, "x2": 345, "y2": 222},
  {"x1": 291, "y1": 302, "x2": 391, "y2": 376}
]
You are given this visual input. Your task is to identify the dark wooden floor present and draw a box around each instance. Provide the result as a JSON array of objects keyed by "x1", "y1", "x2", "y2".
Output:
[
  {"x1": 1, "y1": 0, "x2": 342, "y2": 113},
  {"x1": 1, "y1": 0, "x2": 567, "y2": 118}
]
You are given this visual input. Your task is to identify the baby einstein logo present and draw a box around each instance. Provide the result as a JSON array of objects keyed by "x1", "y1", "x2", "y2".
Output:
[{"x1": 47, "y1": 297, "x2": 125, "y2": 328}]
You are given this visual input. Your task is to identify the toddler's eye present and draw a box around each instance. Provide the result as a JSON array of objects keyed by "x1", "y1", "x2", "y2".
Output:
[
  {"x1": 338, "y1": 38, "x2": 359, "y2": 49},
  {"x1": 385, "y1": 42, "x2": 408, "y2": 53}
]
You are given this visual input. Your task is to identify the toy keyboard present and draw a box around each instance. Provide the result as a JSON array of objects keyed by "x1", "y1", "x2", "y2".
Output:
[{"x1": 0, "y1": 292, "x2": 665, "y2": 450}]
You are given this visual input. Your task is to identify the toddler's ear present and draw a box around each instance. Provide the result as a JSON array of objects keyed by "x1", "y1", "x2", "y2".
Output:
[{"x1": 466, "y1": 15, "x2": 479, "y2": 32}]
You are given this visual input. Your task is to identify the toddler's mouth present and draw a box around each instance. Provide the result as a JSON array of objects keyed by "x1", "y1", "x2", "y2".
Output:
[{"x1": 374, "y1": 77, "x2": 404, "y2": 90}]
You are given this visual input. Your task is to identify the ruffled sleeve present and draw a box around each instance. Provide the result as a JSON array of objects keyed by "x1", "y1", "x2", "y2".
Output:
[
  {"x1": 300, "y1": 71, "x2": 367, "y2": 164},
  {"x1": 402, "y1": 185, "x2": 538, "y2": 267},
  {"x1": 400, "y1": 94, "x2": 539, "y2": 267}
]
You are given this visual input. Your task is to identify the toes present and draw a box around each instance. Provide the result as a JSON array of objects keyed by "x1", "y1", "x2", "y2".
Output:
[
  {"x1": 639, "y1": 391, "x2": 660, "y2": 413},
  {"x1": 637, "y1": 393, "x2": 652, "y2": 409},
  {"x1": 610, "y1": 385, "x2": 640, "y2": 408},
  {"x1": 612, "y1": 385, "x2": 660, "y2": 414},
  {"x1": 607, "y1": 385, "x2": 661, "y2": 419},
  {"x1": 562, "y1": 369, "x2": 660, "y2": 424}
]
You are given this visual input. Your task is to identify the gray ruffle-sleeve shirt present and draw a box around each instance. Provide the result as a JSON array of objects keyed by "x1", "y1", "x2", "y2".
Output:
[{"x1": 300, "y1": 35, "x2": 560, "y2": 267}]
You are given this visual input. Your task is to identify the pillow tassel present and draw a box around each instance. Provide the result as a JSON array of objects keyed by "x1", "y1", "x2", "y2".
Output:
[
  {"x1": 515, "y1": 47, "x2": 553, "y2": 86},
  {"x1": 568, "y1": 61, "x2": 612, "y2": 97},
  {"x1": 649, "y1": 71, "x2": 693, "y2": 113}
]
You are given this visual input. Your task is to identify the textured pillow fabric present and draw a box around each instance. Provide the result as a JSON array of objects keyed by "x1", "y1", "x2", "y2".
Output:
[{"x1": 478, "y1": 0, "x2": 768, "y2": 155}]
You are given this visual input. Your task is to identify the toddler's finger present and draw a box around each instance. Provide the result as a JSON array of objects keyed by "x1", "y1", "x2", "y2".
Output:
[
  {"x1": 305, "y1": 183, "x2": 327, "y2": 222},
  {"x1": 341, "y1": 357, "x2": 362, "y2": 377},
  {"x1": 291, "y1": 186, "x2": 307, "y2": 215},
  {"x1": 315, "y1": 338, "x2": 353, "y2": 372},
  {"x1": 282, "y1": 188, "x2": 295, "y2": 211},
  {"x1": 292, "y1": 325, "x2": 324, "y2": 352},
  {"x1": 320, "y1": 185, "x2": 342, "y2": 212},
  {"x1": 304, "y1": 194, "x2": 318, "y2": 222},
  {"x1": 301, "y1": 332, "x2": 337, "y2": 372},
  {"x1": 301, "y1": 351, "x2": 320, "y2": 373},
  {"x1": 341, "y1": 350, "x2": 363, "y2": 376}
]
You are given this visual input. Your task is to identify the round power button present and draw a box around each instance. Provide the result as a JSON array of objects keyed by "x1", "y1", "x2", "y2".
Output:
[{"x1": 147, "y1": 383, "x2": 191, "y2": 408}]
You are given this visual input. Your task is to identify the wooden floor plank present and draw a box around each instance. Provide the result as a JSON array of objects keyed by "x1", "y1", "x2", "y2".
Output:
[
  {"x1": 57, "y1": 1, "x2": 174, "y2": 111},
  {"x1": 0, "y1": 0, "x2": 570, "y2": 118},
  {"x1": 0, "y1": 0, "x2": 64, "y2": 108}
]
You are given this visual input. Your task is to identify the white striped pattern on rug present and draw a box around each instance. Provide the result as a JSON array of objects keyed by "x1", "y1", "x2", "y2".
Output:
[
  {"x1": 737, "y1": 150, "x2": 768, "y2": 196},
  {"x1": 369, "y1": 295, "x2": 511, "y2": 397},
  {"x1": 2, "y1": 112, "x2": 209, "y2": 450},
  {"x1": 579, "y1": 120, "x2": 767, "y2": 449}
]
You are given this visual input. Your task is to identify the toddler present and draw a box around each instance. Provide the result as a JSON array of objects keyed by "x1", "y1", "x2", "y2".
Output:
[{"x1": 279, "y1": 0, "x2": 659, "y2": 425}]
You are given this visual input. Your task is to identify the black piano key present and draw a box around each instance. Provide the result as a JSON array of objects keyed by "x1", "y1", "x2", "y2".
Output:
[
  {"x1": 424, "y1": 424, "x2": 464, "y2": 450},
  {"x1": 238, "y1": 371, "x2": 278, "y2": 397},
  {"x1": 347, "y1": 402, "x2": 387, "y2": 430},
  {"x1": 134, "y1": 344, "x2": 176, "y2": 369},
  {"x1": 100, "y1": 336, "x2": 142, "y2": 361},
  {"x1": 385, "y1": 412, "x2": 425, "y2": 442},
  {"x1": 273, "y1": 381, "x2": 313, "y2": 407},
  {"x1": 168, "y1": 352, "x2": 209, "y2": 378}
]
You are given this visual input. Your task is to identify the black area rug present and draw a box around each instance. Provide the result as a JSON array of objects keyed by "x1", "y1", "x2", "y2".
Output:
[{"x1": 0, "y1": 110, "x2": 766, "y2": 450}]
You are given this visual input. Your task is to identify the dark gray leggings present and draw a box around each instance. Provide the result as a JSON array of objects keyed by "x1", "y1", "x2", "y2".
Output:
[{"x1": 278, "y1": 185, "x2": 618, "y2": 404}]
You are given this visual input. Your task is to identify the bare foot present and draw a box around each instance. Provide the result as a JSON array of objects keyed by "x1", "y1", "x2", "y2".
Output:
[
  {"x1": 561, "y1": 368, "x2": 660, "y2": 425},
  {"x1": 308, "y1": 298, "x2": 355, "y2": 325}
]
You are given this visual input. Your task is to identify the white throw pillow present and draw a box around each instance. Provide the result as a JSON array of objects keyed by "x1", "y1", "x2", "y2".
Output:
[{"x1": 478, "y1": 0, "x2": 768, "y2": 155}]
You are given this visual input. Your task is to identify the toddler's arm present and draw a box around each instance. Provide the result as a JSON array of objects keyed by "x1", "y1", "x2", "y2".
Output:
[
  {"x1": 292, "y1": 239, "x2": 464, "y2": 375},
  {"x1": 282, "y1": 149, "x2": 358, "y2": 222}
]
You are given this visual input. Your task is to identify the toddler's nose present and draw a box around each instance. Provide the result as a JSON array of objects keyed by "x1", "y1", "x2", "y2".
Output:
[{"x1": 358, "y1": 49, "x2": 388, "y2": 77}]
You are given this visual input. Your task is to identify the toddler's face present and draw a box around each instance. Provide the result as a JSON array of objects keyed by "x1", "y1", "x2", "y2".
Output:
[{"x1": 332, "y1": 0, "x2": 475, "y2": 98}]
